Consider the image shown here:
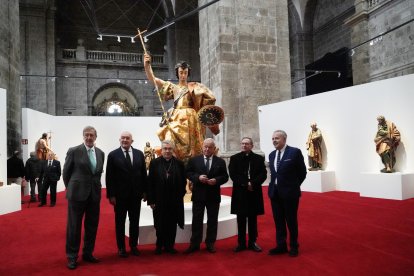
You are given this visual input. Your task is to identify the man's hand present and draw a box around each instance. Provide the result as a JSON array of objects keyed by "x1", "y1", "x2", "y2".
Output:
[
  {"x1": 150, "y1": 204, "x2": 155, "y2": 210},
  {"x1": 199, "y1": 174, "x2": 209, "y2": 184},
  {"x1": 247, "y1": 182, "x2": 254, "y2": 191},
  {"x1": 207, "y1": 178, "x2": 217, "y2": 186}
]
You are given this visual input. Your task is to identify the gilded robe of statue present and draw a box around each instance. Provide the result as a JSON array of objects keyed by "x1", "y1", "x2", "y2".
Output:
[
  {"x1": 306, "y1": 125, "x2": 322, "y2": 170},
  {"x1": 157, "y1": 81, "x2": 216, "y2": 162}
]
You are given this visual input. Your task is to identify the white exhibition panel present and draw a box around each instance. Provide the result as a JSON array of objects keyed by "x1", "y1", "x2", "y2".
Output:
[
  {"x1": 259, "y1": 74, "x2": 414, "y2": 193},
  {"x1": 360, "y1": 173, "x2": 414, "y2": 200},
  {"x1": 22, "y1": 108, "x2": 161, "y2": 192},
  {"x1": 0, "y1": 184, "x2": 21, "y2": 215},
  {"x1": 301, "y1": 171, "x2": 335, "y2": 193},
  {"x1": 126, "y1": 195, "x2": 237, "y2": 245}
]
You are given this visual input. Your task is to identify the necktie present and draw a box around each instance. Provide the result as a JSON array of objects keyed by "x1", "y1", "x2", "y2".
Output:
[
  {"x1": 276, "y1": 150, "x2": 281, "y2": 171},
  {"x1": 48, "y1": 160, "x2": 52, "y2": 167},
  {"x1": 88, "y1": 148, "x2": 96, "y2": 173},
  {"x1": 205, "y1": 157, "x2": 210, "y2": 173},
  {"x1": 125, "y1": 150, "x2": 132, "y2": 167}
]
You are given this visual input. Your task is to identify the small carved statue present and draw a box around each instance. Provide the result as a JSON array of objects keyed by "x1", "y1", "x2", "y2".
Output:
[
  {"x1": 374, "y1": 115, "x2": 400, "y2": 173},
  {"x1": 306, "y1": 122, "x2": 323, "y2": 171},
  {"x1": 144, "y1": 142, "x2": 155, "y2": 170}
]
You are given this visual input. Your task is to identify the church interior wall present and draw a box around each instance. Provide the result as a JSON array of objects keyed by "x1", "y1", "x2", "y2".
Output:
[
  {"x1": 259, "y1": 74, "x2": 414, "y2": 193},
  {"x1": 21, "y1": 108, "x2": 162, "y2": 192},
  {"x1": 0, "y1": 89, "x2": 7, "y2": 183}
]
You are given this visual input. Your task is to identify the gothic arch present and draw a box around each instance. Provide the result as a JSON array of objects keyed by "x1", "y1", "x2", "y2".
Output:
[{"x1": 92, "y1": 83, "x2": 140, "y2": 116}]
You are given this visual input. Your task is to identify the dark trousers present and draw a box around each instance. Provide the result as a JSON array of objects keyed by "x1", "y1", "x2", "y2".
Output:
[
  {"x1": 270, "y1": 196, "x2": 300, "y2": 249},
  {"x1": 153, "y1": 206, "x2": 178, "y2": 249},
  {"x1": 29, "y1": 179, "x2": 41, "y2": 199},
  {"x1": 40, "y1": 180, "x2": 57, "y2": 204},
  {"x1": 66, "y1": 195, "x2": 100, "y2": 259},
  {"x1": 114, "y1": 198, "x2": 141, "y2": 250},
  {"x1": 190, "y1": 201, "x2": 220, "y2": 245},
  {"x1": 236, "y1": 215, "x2": 258, "y2": 245}
]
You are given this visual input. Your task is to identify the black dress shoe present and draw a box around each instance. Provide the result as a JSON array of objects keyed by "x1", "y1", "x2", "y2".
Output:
[
  {"x1": 49, "y1": 203, "x2": 55, "y2": 207},
  {"x1": 248, "y1": 242, "x2": 262, "y2": 252},
  {"x1": 206, "y1": 243, "x2": 216, "y2": 253},
  {"x1": 118, "y1": 248, "x2": 128, "y2": 258},
  {"x1": 268, "y1": 246, "x2": 288, "y2": 255},
  {"x1": 184, "y1": 244, "x2": 200, "y2": 254},
  {"x1": 155, "y1": 247, "x2": 162, "y2": 255},
  {"x1": 38, "y1": 203, "x2": 46, "y2": 207},
  {"x1": 82, "y1": 254, "x2": 100, "y2": 263},
  {"x1": 130, "y1": 247, "x2": 140, "y2": 256},
  {"x1": 233, "y1": 244, "x2": 247, "y2": 252},
  {"x1": 165, "y1": 247, "x2": 178, "y2": 254},
  {"x1": 289, "y1": 247, "x2": 299, "y2": 257},
  {"x1": 67, "y1": 258, "x2": 77, "y2": 270}
]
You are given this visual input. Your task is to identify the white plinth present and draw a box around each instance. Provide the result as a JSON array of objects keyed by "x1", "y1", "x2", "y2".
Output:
[
  {"x1": 360, "y1": 172, "x2": 414, "y2": 200},
  {"x1": 126, "y1": 195, "x2": 237, "y2": 245},
  {"x1": 0, "y1": 184, "x2": 21, "y2": 215},
  {"x1": 301, "y1": 171, "x2": 336, "y2": 193}
]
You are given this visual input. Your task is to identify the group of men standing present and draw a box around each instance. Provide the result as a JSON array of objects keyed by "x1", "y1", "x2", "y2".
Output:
[{"x1": 62, "y1": 126, "x2": 306, "y2": 270}]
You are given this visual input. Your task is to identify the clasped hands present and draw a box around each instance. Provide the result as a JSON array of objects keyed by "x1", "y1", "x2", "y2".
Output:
[{"x1": 199, "y1": 175, "x2": 217, "y2": 186}]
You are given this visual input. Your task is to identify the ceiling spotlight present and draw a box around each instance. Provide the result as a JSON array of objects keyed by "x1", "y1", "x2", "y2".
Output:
[
  {"x1": 97, "y1": 34, "x2": 103, "y2": 41},
  {"x1": 117, "y1": 36, "x2": 121, "y2": 43},
  {"x1": 144, "y1": 37, "x2": 148, "y2": 43},
  {"x1": 131, "y1": 37, "x2": 135, "y2": 43}
]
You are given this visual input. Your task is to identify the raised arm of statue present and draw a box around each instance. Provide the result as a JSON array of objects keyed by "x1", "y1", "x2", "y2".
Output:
[{"x1": 143, "y1": 53, "x2": 165, "y2": 90}]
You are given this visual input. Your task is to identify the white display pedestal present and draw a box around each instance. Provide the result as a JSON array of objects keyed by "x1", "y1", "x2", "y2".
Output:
[
  {"x1": 301, "y1": 171, "x2": 336, "y2": 193},
  {"x1": 0, "y1": 184, "x2": 21, "y2": 215},
  {"x1": 360, "y1": 172, "x2": 414, "y2": 200},
  {"x1": 126, "y1": 195, "x2": 237, "y2": 245}
]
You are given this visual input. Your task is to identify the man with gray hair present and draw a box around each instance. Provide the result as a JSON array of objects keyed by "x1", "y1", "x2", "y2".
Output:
[
  {"x1": 185, "y1": 138, "x2": 229, "y2": 254},
  {"x1": 147, "y1": 140, "x2": 187, "y2": 254},
  {"x1": 25, "y1": 151, "x2": 41, "y2": 202},
  {"x1": 63, "y1": 126, "x2": 105, "y2": 270}
]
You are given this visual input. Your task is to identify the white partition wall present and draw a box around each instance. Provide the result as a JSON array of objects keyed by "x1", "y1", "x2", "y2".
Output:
[
  {"x1": 22, "y1": 109, "x2": 161, "y2": 192},
  {"x1": 259, "y1": 74, "x2": 414, "y2": 193}
]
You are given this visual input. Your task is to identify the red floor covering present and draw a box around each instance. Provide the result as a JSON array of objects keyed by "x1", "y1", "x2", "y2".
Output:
[{"x1": 1, "y1": 187, "x2": 414, "y2": 276}]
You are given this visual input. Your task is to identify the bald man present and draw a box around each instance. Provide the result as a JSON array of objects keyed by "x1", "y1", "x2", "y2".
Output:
[{"x1": 106, "y1": 131, "x2": 147, "y2": 258}]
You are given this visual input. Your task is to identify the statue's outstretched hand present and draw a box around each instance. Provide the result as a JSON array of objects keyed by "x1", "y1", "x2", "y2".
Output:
[{"x1": 209, "y1": 124, "x2": 220, "y2": 135}]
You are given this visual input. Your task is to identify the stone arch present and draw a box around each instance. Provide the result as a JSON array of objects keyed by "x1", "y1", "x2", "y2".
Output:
[{"x1": 92, "y1": 83, "x2": 140, "y2": 116}]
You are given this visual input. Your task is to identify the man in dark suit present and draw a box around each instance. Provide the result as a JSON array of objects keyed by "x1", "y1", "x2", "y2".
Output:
[
  {"x1": 37, "y1": 152, "x2": 61, "y2": 207},
  {"x1": 268, "y1": 130, "x2": 306, "y2": 257},
  {"x1": 106, "y1": 131, "x2": 147, "y2": 258},
  {"x1": 229, "y1": 137, "x2": 267, "y2": 253},
  {"x1": 63, "y1": 126, "x2": 105, "y2": 270},
  {"x1": 147, "y1": 140, "x2": 186, "y2": 255},
  {"x1": 185, "y1": 138, "x2": 229, "y2": 254}
]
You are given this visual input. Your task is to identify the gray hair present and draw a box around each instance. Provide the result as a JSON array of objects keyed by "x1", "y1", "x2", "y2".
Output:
[
  {"x1": 203, "y1": 138, "x2": 215, "y2": 147},
  {"x1": 273, "y1": 130, "x2": 287, "y2": 139},
  {"x1": 241, "y1": 137, "x2": 253, "y2": 145},
  {"x1": 161, "y1": 140, "x2": 175, "y2": 149},
  {"x1": 29, "y1": 151, "x2": 36, "y2": 157},
  {"x1": 83, "y1": 126, "x2": 97, "y2": 137}
]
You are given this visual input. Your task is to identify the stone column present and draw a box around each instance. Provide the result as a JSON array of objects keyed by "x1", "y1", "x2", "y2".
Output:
[
  {"x1": 46, "y1": 6, "x2": 56, "y2": 115},
  {"x1": 199, "y1": 0, "x2": 291, "y2": 154},
  {"x1": 345, "y1": 0, "x2": 370, "y2": 85},
  {"x1": 0, "y1": 1, "x2": 21, "y2": 155}
]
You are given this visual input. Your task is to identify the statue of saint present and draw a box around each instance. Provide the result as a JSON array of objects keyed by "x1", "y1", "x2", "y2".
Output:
[
  {"x1": 144, "y1": 142, "x2": 155, "y2": 170},
  {"x1": 143, "y1": 53, "x2": 220, "y2": 163},
  {"x1": 35, "y1": 133, "x2": 51, "y2": 160},
  {"x1": 374, "y1": 115, "x2": 400, "y2": 173},
  {"x1": 306, "y1": 123, "x2": 323, "y2": 171}
]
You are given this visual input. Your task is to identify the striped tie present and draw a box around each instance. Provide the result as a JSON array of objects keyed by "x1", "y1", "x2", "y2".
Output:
[
  {"x1": 88, "y1": 148, "x2": 96, "y2": 173},
  {"x1": 276, "y1": 150, "x2": 281, "y2": 171}
]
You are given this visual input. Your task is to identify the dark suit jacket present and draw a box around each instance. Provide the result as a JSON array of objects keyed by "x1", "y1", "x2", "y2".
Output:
[
  {"x1": 268, "y1": 145, "x2": 306, "y2": 199},
  {"x1": 186, "y1": 155, "x2": 229, "y2": 203},
  {"x1": 39, "y1": 159, "x2": 61, "y2": 183},
  {"x1": 105, "y1": 147, "x2": 147, "y2": 200},
  {"x1": 63, "y1": 144, "x2": 105, "y2": 202},
  {"x1": 229, "y1": 151, "x2": 267, "y2": 215},
  {"x1": 147, "y1": 156, "x2": 187, "y2": 228}
]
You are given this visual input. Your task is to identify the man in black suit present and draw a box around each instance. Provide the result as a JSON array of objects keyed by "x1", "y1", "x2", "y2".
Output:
[
  {"x1": 37, "y1": 152, "x2": 61, "y2": 207},
  {"x1": 63, "y1": 126, "x2": 105, "y2": 270},
  {"x1": 268, "y1": 130, "x2": 306, "y2": 257},
  {"x1": 185, "y1": 138, "x2": 229, "y2": 254},
  {"x1": 147, "y1": 140, "x2": 186, "y2": 255},
  {"x1": 229, "y1": 137, "x2": 267, "y2": 253},
  {"x1": 106, "y1": 131, "x2": 147, "y2": 258}
]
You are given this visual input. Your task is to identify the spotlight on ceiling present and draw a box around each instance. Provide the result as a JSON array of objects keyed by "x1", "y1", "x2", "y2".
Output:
[
  {"x1": 131, "y1": 37, "x2": 135, "y2": 43},
  {"x1": 117, "y1": 36, "x2": 121, "y2": 43},
  {"x1": 97, "y1": 34, "x2": 103, "y2": 41}
]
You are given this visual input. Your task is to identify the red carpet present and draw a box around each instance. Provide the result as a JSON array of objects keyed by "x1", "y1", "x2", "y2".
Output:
[{"x1": 1, "y1": 187, "x2": 414, "y2": 275}]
